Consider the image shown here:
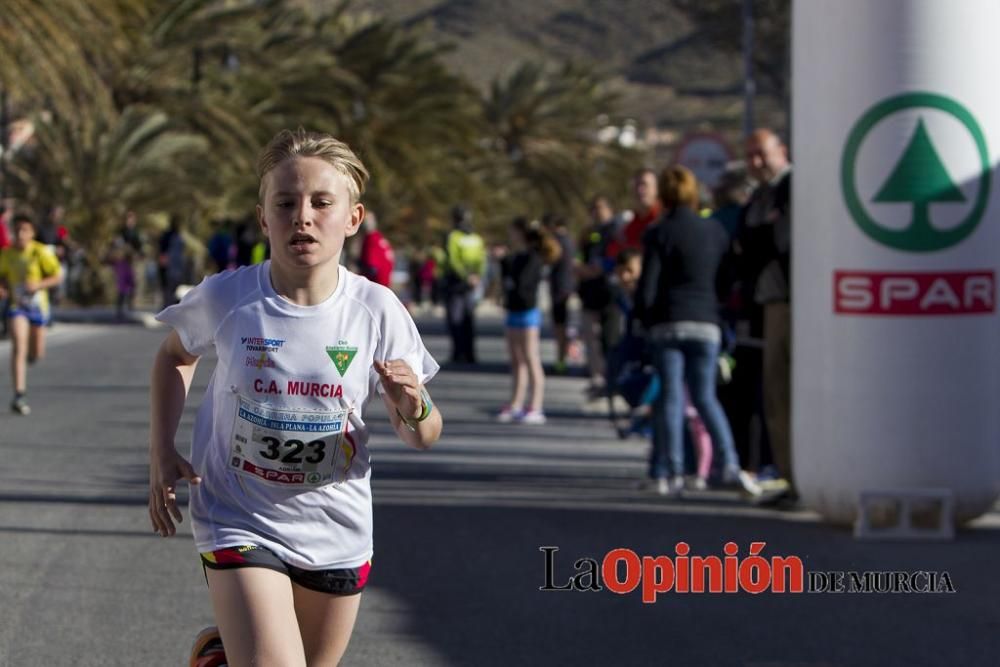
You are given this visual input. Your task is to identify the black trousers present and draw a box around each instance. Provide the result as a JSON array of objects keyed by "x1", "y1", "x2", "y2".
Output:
[{"x1": 445, "y1": 289, "x2": 477, "y2": 363}]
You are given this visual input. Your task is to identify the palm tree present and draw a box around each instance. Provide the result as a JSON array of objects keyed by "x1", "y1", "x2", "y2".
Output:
[
  {"x1": 481, "y1": 61, "x2": 640, "y2": 233},
  {"x1": 2, "y1": 0, "x2": 639, "y2": 271},
  {"x1": 8, "y1": 106, "x2": 212, "y2": 302},
  {"x1": 239, "y1": 11, "x2": 486, "y2": 246}
]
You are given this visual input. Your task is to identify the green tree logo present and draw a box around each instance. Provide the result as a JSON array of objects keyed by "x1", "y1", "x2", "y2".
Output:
[{"x1": 841, "y1": 93, "x2": 990, "y2": 252}]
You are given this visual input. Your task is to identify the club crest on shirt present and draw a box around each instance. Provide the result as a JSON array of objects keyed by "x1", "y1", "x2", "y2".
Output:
[{"x1": 326, "y1": 341, "x2": 357, "y2": 377}]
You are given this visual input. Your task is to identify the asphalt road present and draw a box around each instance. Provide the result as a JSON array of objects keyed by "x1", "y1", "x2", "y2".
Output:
[{"x1": 0, "y1": 311, "x2": 997, "y2": 666}]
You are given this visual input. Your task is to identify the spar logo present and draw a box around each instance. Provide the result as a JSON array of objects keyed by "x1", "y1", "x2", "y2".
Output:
[
  {"x1": 835, "y1": 92, "x2": 995, "y2": 315},
  {"x1": 841, "y1": 92, "x2": 990, "y2": 252}
]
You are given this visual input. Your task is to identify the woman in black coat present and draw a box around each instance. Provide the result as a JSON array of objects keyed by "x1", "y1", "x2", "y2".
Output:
[{"x1": 634, "y1": 166, "x2": 759, "y2": 498}]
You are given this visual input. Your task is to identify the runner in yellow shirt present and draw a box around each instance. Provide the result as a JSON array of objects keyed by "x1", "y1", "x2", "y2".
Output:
[{"x1": 0, "y1": 214, "x2": 63, "y2": 415}]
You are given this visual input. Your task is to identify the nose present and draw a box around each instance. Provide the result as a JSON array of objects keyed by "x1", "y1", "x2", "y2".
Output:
[{"x1": 293, "y1": 200, "x2": 313, "y2": 227}]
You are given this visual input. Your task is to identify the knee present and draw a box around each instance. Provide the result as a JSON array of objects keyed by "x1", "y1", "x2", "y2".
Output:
[{"x1": 689, "y1": 391, "x2": 721, "y2": 420}]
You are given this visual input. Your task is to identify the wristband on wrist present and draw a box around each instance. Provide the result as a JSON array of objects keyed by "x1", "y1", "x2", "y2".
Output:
[{"x1": 397, "y1": 386, "x2": 433, "y2": 431}]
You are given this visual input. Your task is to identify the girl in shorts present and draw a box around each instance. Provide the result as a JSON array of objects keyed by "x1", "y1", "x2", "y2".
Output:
[
  {"x1": 148, "y1": 128, "x2": 442, "y2": 666},
  {"x1": 494, "y1": 217, "x2": 562, "y2": 425}
]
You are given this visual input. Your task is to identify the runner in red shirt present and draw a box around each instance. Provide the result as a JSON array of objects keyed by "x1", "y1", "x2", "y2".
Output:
[
  {"x1": 608, "y1": 168, "x2": 662, "y2": 257},
  {"x1": 0, "y1": 206, "x2": 11, "y2": 250},
  {"x1": 357, "y1": 211, "x2": 395, "y2": 287}
]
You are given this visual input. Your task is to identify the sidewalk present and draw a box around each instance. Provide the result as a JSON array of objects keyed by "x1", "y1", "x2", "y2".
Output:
[{"x1": 50, "y1": 305, "x2": 162, "y2": 328}]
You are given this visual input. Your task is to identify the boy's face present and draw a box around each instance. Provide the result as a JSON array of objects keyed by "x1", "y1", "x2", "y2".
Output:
[
  {"x1": 617, "y1": 256, "x2": 642, "y2": 291},
  {"x1": 591, "y1": 199, "x2": 612, "y2": 223},
  {"x1": 14, "y1": 222, "x2": 35, "y2": 249},
  {"x1": 634, "y1": 172, "x2": 658, "y2": 210},
  {"x1": 257, "y1": 157, "x2": 364, "y2": 273}
]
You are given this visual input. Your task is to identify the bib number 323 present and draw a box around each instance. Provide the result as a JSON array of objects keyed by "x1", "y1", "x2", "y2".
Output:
[{"x1": 229, "y1": 396, "x2": 348, "y2": 487}]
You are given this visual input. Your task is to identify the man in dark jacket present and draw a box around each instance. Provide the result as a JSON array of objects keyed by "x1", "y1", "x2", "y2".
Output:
[{"x1": 737, "y1": 128, "x2": 794, "y2": 503}]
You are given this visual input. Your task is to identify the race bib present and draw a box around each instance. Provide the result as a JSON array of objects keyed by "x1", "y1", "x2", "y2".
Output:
[{"x1": 228, "y1": 395, "x2": 349, "y2": 487}]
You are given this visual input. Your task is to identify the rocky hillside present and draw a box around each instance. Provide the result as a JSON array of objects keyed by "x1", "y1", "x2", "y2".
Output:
[{"x1": 346, "y1": 0, "x2": 789, "y2": 156}]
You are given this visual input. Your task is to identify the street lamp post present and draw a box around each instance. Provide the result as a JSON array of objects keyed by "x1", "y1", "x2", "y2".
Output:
[
  {"x1": 742, "y1": 0, "x2": 755, "y2": 139},
  {"x1": 0, "y1": 86, "x2": 8, "y2": 202}
]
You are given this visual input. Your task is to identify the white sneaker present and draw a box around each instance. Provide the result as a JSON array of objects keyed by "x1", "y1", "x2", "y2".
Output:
[
  {"x1": 496, "y1": 406, "x2": 521, "y2": 423},
  {"x1": 685, "y1": 476, "x2": 708, "y2": 492},
  {"x1": 638, "y1": 478, "x2": 671, "y2": 496},
  {"x1": 723, "y1": 468, "x2": 762, "y2": 497},
  {"x1": 641, "y1": 476, "x2": 684, "y2": 496},
  {"x1": 517, "y1": 410, "x2": 547, "y2": 425}
]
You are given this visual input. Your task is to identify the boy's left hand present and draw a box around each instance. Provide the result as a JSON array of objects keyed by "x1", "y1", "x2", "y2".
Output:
[{"x1": 374, "y1": 359, "x2": 422, "y2": 418}]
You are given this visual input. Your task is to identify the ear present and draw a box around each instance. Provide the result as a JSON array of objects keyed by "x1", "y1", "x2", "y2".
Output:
[
  {"x1": 345, "y1": 203, "x2": 365, "y2": 238},
  {"x1": 256, "y1": 204, "x2": 269, "y2": 239}
]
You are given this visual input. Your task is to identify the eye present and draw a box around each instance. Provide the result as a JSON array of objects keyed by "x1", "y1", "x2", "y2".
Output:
[
  {"x1": 313, "y1": 200, "x2": 333, "y2": 208},
  {"x1": 275, "y1": 201, "x2": 294, "y2": 209}
]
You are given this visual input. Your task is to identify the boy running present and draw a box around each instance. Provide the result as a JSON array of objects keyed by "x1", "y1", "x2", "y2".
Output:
[{"x1": 0, "y1": 214, "x2": 63, "y2": 415}]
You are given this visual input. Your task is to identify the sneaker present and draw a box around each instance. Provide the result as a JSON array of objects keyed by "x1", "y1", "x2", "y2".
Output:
[
  {"x1": 638, "y1": 478, "x2": 669, "y2": 496},
  {"x1": 685, "y1": 476, "x2": 708, "y2": 492},
  {"x1": 757, "y1": 477, "x2": 790, "y2": 493},
  {"x1": 722, "y1": 468, "x2": 762, "y2": 497},
  {"x1": 668, "y1": 475, "x2": 685, "y2": 496},
  {"x1": 517, "y1": 409, "x2": 547, "y2": 425},
  {"x1": 496, "y1": 406, "x2": 522, "y2": 423},
  {"x1": 754, "y1": 487, "x2": 801, "y2": 510},
  {"x1": 189, "y1": 626, "x2": 227, "y2": 667},
  {"x1": 639, "y1": 476, "x2": 683, "y2": 497},
  {"x1": 10, "y1": 397, "x2": 30, "y2": 416}
]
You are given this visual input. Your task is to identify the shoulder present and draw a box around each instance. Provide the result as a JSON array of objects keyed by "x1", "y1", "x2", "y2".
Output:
[
  {"x1": 30, "y1": 241, "x2": 58, "y2": 263},
  {"x1": 641, "y1": 220, "x2": 663, "y2": 245},
  {"x1": 701, "y1": 216, "x2": 729, "y2": 243},
  {"x1": 192, "y1": 263, "x2": 263, "y2": 306},
  {"x1": 340, "y1": 269, "x2": 404, "y2": 318},
  {"x1": 207, "y1": 263, "x2": 260, "y2": 288}
]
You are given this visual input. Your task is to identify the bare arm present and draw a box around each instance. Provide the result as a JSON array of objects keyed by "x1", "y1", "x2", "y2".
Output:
[
  {"x1": 149, "y1": 330, "x2": 202, "y2": 536},
  {"x1": 25, "y1": 269, "x2": 62, "y2": 293},
  {"x1": 375, "y1": 359, "x2": 443, "y2": 450}
]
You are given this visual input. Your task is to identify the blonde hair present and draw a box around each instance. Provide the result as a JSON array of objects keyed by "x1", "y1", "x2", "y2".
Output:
[
  {"x1": 658, "y1": 165, "x2": 700, "y2": 210},
  {"x1": 257, "y1": 128, "x2": 370, "y2": 204}
]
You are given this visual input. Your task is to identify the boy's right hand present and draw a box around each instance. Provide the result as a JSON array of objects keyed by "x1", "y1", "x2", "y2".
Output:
[{"x1": 149, "y1": 448, "x2": 202, "y2": 537}]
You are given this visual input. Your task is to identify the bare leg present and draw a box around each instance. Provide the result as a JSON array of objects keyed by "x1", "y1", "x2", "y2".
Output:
[
  {"x1": 523, "y1": 326, "x2": 545, "y2": 413},
  {"x1": 506, "y1": 328, "x2": 528, "y2": 409},
  {"x1": 28, "y1": 324, "x2": 46, "y2": 363},
  {"x1": 293, "y1": 585, "x2": 362, "y2": 666},
  {"x1": 9, "y1": 316, "x2": 28, "y2": 394},
  {"x1": 206, "y1": 567, "x2": 307, "y2": 667}
]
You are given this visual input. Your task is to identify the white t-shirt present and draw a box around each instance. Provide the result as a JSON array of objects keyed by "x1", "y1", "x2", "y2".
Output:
[{"x1": 157, "y1": 261, "x2": 438, "y2": 569}]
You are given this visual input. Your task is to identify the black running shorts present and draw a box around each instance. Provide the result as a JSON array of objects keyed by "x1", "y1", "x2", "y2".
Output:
[{"x1": 201, "y1": 545, "x2": 371, "y2": 595}]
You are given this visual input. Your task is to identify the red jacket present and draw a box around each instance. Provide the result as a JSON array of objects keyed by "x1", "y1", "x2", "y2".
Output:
[
  {"x1": 359, "y1": 230, "x2": 395, "y2": 287},
  {"x1": 607, "y1": 203, "x2": 662, "y2": 257}
]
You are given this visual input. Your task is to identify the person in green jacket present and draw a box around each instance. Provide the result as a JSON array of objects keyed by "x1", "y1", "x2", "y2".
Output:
[{"x1": 442, "y1": 205, "x2": 485, "y2": 363}]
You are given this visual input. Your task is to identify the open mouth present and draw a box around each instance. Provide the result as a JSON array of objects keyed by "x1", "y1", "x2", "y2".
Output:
[{"x1": 289, "y1": 233, "x2": 317, "y2": 250}]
